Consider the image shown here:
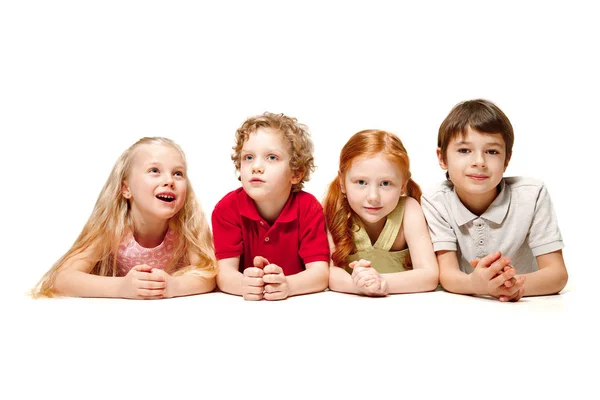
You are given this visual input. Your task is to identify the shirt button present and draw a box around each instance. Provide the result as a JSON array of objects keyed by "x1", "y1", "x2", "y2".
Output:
[
  {"x1": 479, "y1": 240, "x2": 484, "y2": 245},
  {"x1": 260, "y1": 221, "x2": 264, "y2": 226},
  {"x1": 264, "y1": 237, "x2": 270, "y2": 242}
]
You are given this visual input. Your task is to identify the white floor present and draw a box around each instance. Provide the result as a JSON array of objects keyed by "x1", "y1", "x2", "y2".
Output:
[{"x1": 4, "y1": 283, "x2": 594, "y2": 400}]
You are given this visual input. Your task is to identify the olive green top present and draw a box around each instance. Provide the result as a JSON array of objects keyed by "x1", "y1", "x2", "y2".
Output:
[{"x1": 345, "y1": 197, "x2": 410, "y2": 274}]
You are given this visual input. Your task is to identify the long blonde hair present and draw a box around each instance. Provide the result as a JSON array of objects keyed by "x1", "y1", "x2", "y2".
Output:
[
  {"x1": 323, "y1": 130, "x2": 421, "y2": 268},
  {"x1": 33, "y1": 137, "x2": 217, "y2": 298}
]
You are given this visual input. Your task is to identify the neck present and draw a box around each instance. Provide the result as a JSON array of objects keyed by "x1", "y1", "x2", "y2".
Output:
[
  {"x1": 455, "y1": 185, "x2": 500, "y2": 216},
  {"x1": 254, "y1": 192, "x2": 291, "y2": 225},
  {"x1": 358, "y1": 216, "x2": 386, "y2": 245},
  {"x1": 130, "y1": 209, "x2": 170, "y2": 248}
]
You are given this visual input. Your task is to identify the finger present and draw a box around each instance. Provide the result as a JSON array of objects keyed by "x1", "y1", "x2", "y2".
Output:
[
  {"x1": 253, "y1": 256, "x2": 269, "y2": 269},
  {"x1": 243, "y1": 293, "x2": 263, "y2": 301},
  {"x1": 263, "y1": 264, "x2": 283, "y2": 275},
  {"x1": 137, "y1": 289, "x2": 165, "y2": 298},
  {"x1": 264, "y1": 284, "x2": 280, "y2": 293},
  {"x1": 504, "y1": 276, "x2": 517, "y2": 288},
  {"x1": 470, "y1": 259, "x2": 479, "y2": 268},
  {"x1": 475, "y1": 251, "x2": 503, "y2": 269},
  {"x1": 244, "y1": 267, "x2": 265, "y2": 278},
  {"x1": 137, "y1": 280, "x2": 167, "y2": 290},
  {"x1": 244, "y1": 285, "x2": 264, "y2": 295},
  {"x1": 348, "y1": 261, "x2": 357, "y2": 269},
  {"x1": 263, "y1": 274, "x2": 286, "y2": 284},
  {"x1": 485, "y1": 257, "x2": 512, "y2": 281},
  {"x1": 264, "y1": 291, "x2": 287, "y2": 301},
  {"x1": 243, "y1": 277, "x2": 264, "y2": 287},
  {"x1": 131, "y1": 264, "x2": 153, "y2": 273},
  {"x1": 137, "y1": 272, "x2": 166, "y2": 282},
  {"x1": 491, "y1": 266, "x2": 515, "y2": 287}
]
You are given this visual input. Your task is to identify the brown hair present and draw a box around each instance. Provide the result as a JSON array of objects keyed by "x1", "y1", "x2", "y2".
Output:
[
  {"x1": 323, "y1": 130, "x2": 421, "y2": 267},
  {"x1": 231, "y1": 112, "x2": 315, "y2": 192},
  {"x1": 438, "y1": 99, "x2": 514, "y2": 165}
]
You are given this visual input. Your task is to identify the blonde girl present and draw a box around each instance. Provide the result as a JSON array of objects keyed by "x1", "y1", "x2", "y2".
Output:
[
  {"x1": 33, "y1": 137, "x2": 217, "y2": 299},
  {"x1": 324, "y1": 130, "x2": 438, "y2": 296}
]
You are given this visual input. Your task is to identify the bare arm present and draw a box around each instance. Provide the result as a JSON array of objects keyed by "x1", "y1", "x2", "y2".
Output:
[
  {"x1": 437, "y1": 250, "x2": 475, "y2": 294},
  {"x1": 215, "y1": 256, "x2": 244, "y2": 296},
  {"x1": 326, "y1": 232, "x2": 361, "y2": 294},
  {"x1": 286, "y1": 260, "x2": 329, "y2": 296},
  {"x1": 53, "y1": 245, "x2": 127, "y2": 298},
  {"x1": 520, "y1": 250, "x2": 568, "y2": 296},
  {"x1": 383, "y1": 198, "x2": 439, "y2": 293}
]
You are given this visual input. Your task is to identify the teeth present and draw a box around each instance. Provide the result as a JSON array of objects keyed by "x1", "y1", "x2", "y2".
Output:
[{"x1": 156, "y1": 194, "x2": 175, "y2": 202}]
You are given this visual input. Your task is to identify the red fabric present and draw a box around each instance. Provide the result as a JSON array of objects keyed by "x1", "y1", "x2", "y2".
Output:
[{"x1": 212, "y1": 187, "x2": 330, "y2": 275}]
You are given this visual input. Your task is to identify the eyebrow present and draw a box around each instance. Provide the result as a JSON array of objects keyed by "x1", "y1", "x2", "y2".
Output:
[
  {"x1": 145, "y1": 161, "x2": 186, "y2": 170},
  {"x1": 454, "y1": 139, "x2": 503, "y2": 147}
]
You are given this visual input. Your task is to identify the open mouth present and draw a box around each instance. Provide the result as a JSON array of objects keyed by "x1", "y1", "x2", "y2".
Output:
[{"x1": 156, "y1": 194, "x2": 176, "y2": 203}]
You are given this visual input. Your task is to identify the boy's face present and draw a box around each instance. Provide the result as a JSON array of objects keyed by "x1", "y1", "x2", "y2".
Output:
[
  {"x1": 437, "y1": 127, "x2": 510, "y2": 207},
  {"x1": 239, "y1": 128, "x2": 301, "y2": 203}
]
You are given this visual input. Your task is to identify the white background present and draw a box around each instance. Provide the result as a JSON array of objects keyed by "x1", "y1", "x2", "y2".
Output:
[{"x1": 1, "y1": 1, "x2": 598, "y2": 399}]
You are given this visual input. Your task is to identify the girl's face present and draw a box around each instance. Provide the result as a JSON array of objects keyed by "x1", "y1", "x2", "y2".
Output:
[
  {"x1": 122, "y1": 143, "x2": 187, "y2": 224},
  {"x1": 341, "y1": 153, "x2": 405, "y2": 230}
]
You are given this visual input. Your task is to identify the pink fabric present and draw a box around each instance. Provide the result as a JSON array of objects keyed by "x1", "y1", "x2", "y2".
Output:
[{"x1": 117, "y1": 229, "x2": 177, "y2": 276}]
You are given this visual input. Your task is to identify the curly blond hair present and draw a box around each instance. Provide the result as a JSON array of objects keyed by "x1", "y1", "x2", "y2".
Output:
[{"x1": 231, "y1": 112, "x2": 315, "y2": 192}]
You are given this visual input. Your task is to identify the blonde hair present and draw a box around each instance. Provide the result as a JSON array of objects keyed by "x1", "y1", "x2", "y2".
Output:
[
  {"x1": 32, "y1": 137, "x2": 217, "y2": 298},
  {"x1": 323, "y1": 130, "x2": 421, "y2": 268},
  {"x1": 231, "y1": 112, "x2": 315, "y2": 192}
]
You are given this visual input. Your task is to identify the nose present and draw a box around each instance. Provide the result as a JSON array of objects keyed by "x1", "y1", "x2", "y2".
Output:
[
  {"x1": 367, "y1": 186, "x2": 380, "y2": 204},
  {"x1": 163, "y1": 174, "x2": 175, "y2": 188},
  {"x1": 252, "y1": 158, "x2": 264, "y2": 174},
  {"x1": 471, "y1": 151, "x2": 487, "y2": 168}
]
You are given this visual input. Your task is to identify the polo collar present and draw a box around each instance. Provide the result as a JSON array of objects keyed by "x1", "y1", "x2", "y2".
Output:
[
  {"x1": 451, "y1": 179, "x2": 511, "y2": 226},
  {"x1": 238, "y1": 188, "x2": 298, "y2": 224}
]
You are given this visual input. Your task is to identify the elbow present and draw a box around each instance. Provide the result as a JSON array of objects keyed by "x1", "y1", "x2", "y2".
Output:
[
  {"x1": 555, "y1": 269, "x2": 569, "y2": 294},
  {"x1": 317, "y1": 267, "x2": 330, "y2": 292},
  {"x1": 424, "y1": 269, "x2": 440, "y2": 292}
]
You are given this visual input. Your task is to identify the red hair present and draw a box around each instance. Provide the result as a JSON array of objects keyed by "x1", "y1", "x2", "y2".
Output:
[{"x1": 323, "y1": 130, "x2": 421, "y2": 267}]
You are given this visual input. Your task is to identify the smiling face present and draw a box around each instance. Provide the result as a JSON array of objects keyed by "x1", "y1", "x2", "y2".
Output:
[
  {"x1": 239, "y1": 128, "x2": 301, "y2": 204},
  {"x1": 122, "y1": 143, "x2": 187, "y2": 224},
  {"x1": 438, "y1": 126, "x2": 510, "y2": 209},
  {"x1": 341, "y1": 153, "x2": 405, "y2": 231}
]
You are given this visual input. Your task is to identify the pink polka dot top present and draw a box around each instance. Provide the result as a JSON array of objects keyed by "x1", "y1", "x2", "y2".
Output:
[{"x1": 117, "y1": 229, "x2": 177, "y2": 276}]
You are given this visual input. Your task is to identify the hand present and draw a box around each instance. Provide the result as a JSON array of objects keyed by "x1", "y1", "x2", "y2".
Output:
[
  {"x1": 263, "y1": 263, "x2": 289, "y2": 301},
  {"x1": 469, "y1": 252, "x2": 525, "y2": 301},
  {"x1": 241, "y1": 256, "x2": 268, "y2": 301},
  {"x1": 119, "y1": 264, "x2": 167, "y2": 299},
  {"x1": 470, "y1": 259, "x2": 526, "y2": 302},
  {"x1": 148, "y1": 268, "x2": 177, "y2": 298},
  {"x1": 349, "y1": 259, "x2": 388, "y2": 297}
]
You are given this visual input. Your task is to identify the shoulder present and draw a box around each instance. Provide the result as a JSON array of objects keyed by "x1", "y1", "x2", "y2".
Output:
[
  {"x1": 421, "y1": 180, "x2": 454, "y2": 201},
  {"x1": 504, "y1": 176, "x2": 550, "y2": 200},
  {"x1": 214, "y1": 188, "x2": 244, "y2": 211},
  {"x1": 295, "y1": 190, "x2": 323, "y2": 212}
]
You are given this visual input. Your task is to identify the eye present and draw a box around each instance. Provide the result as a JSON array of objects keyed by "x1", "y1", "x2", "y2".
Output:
[
  {"x1": 458, "y1": 148, "x2": 470, "y2": 154},
  {"x1": 174, "y1": 171, "x2": 185, "y2": 178},
  {"x1": 487, "y1": 149, "x2": 500, "y2": 155},
  {"x1": 243, "y1": 154, "x2": 253, "y2": 161},
  {"x1": 380, "y1": 181, "x2": 391, "y2": 187},
  {"x1": 267, "y1": 154, "x2": 278, "y2": 161},
  {"x1": 149, "y1": 167, "x2": 159, "y2": 173},
  {"x1": 357, "y1": 180, "x2": 367, "y2": 186}
]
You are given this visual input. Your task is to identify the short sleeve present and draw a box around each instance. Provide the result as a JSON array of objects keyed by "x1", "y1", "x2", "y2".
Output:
[
  {"x1": 527, "y1": 184, "x2": 564, "y2": 256},
  {"x1": 211, "y1": 202, "x2": 243, "y2": 260},
  {"x1": 298, "y1": 195, "x2": 331, "y2": 264},
  {"x1": 421, "y1": 193, "x2": 458, "y2": 252}
]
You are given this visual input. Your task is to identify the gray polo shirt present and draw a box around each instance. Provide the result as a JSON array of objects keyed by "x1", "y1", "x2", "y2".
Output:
[{"x1": 421, "y1": 177, "x2": 564, "y2": 274}]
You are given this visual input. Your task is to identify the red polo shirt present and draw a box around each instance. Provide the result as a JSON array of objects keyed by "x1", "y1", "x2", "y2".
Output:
[{"x1": 211, "y1": 187, "x2": 330, "y2": 275}]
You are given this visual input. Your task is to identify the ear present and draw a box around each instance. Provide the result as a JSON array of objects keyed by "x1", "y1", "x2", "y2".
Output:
[
  {"x1": 122, "y1": 181, "x2": 131, "y2": 199},
  {"x1": 436, "y1": 148, "x2": 448, "y2": 170},
  {"x1": 291, "y1": 170, "x2": 304, "y2": 185},
  {"x1": 504, "y1": 153, "x2": 512, "y2": 172},
  {"x1": 401, "y1": 180, "x2": 408, "y2": 195},
  {"x1": 338, "y1": 172, "x2": 345, "y2": 194}
]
